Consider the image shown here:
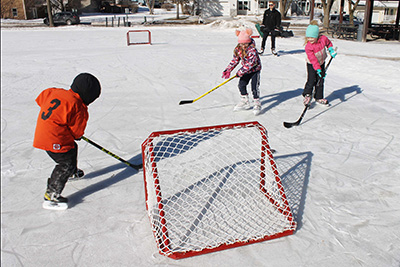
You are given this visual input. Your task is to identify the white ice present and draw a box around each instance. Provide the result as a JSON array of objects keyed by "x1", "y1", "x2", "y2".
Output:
[{"x1": 2, "y1": 15, "x2": 400, "y2": 266}]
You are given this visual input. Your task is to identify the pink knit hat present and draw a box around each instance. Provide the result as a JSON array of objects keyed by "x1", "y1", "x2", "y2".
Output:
[{"x1": 236, "y1": 28, "x2": 253, "y2": 44}]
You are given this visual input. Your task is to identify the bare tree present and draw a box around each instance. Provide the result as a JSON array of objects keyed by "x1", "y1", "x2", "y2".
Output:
[
  {"x1": 189, "y1": 0, "x2": 198, "y2": 15},
  {"x1": 320, "y1": 0, "x2": 336, "y2": 28},
  {"x1": 145, "y1": 0, "x2": 155, "y2": 15},
  {"x1": 174, "y1": 0, "x2": 190, "y2": 19},
  {"x1": 46, "y1": 0, "x2": 54, "y2": 26},
  {"x1": 176, "y1": 0, "x2": 180, "y2": 19},
  {"x1": 347, "y1": 0, "x2": 360, "y2": 26},
  {"x1": 279, "y1": 0, "x2": 293, "y2": 19}
]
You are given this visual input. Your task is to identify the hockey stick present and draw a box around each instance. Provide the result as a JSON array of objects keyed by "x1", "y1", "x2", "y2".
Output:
[
  {"x1": 179, "y1": 75, "x2": 237, "y2": 105},
  {"x1": 81, "y1": 136, "x2": 142, "y2": 170},
  {"x1": 283, "y1": 56, "x2": 334, "y2": 128}
]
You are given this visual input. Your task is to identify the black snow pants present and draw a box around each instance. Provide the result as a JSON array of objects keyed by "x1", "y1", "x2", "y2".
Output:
[
  {"x1": 303, "y1": 62, "x2": 326, "y2": 100},
  {"x1": 46, "y1": 142, "x2": 78, "y2": 194}
]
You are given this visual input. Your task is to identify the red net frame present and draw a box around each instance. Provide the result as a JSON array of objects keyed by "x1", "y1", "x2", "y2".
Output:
[
  {"x1": 141, "y1": 121, "x2": 296, "y2": 259},
  {"x1": 126, "y1": 30, "x2": 152, "y2": 46}
]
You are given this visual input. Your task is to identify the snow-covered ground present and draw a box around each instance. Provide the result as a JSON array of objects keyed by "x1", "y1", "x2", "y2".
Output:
[{"x1": 1, "y1": 17, "x2": 400, "y2": 266}]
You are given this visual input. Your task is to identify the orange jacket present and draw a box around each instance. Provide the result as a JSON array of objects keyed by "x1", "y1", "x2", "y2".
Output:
[{"x1": 33, "y1": 88, "x2": 88, "y2": 153}]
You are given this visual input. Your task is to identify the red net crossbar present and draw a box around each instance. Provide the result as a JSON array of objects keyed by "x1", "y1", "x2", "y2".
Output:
[
  {"x1": 141, "y1": 121, "x2": 296, "y2": 259},
  {"x1": 127, "y1": 30, "x2": 151, "y2": 46}
]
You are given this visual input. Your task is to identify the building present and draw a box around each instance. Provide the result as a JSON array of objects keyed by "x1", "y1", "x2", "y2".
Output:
[
  {"x1": 1, "y1": 0, "x2": 279, "y2": 20},
  {"x1": 1, "y1": 0, "x2": 47, "y2": 19},
  {"x1": 196, "y1": 0, "x2": 276, "y2": 17},
  {"x1": 320, "y1": 0, "x2": 398, "y2": 23},
  {"x1": 355, "y1": 0, "x2": 399, "y2": 23}
]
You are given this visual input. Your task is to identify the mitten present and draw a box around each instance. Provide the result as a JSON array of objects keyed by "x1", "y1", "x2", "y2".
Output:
[
  {"x1": 328, "y1": 47, "x2": 337, "y2": 58},
  {"x1": 222, "y1": 70, "x2": 231, "y2": 79}
]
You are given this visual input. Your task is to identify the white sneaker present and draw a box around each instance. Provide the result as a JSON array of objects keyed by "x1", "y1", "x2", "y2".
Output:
[
  {"x1": 253, "y1": 99, "x2": 261, "y2": 115},
  {"x1": 234, "y1": 96, "x2": 251, "y2": 111}
]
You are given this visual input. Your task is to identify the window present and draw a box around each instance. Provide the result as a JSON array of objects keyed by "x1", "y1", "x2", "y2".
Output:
[
  {"x1": 259, "y1": 0, "x2": 268, "y2": 8},
  {"x1": 238, "y1": 1, "x2": 250, "y2": 11},
  {"x1": 12, "y1": 8, "x2": 18, "y2": 17}
]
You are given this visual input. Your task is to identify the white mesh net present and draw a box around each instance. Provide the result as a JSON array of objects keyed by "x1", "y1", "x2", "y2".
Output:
[
  {"x1": 127, "y1": 30, "x2": 151, "y2": 45},
  {"x1": 141, "y1": 122, "x2": 296, "y2": 259}
]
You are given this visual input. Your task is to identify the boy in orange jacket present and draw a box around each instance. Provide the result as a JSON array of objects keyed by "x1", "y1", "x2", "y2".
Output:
[{"x1": 33, "y1": 73, "x2": 101, "y2": 209}]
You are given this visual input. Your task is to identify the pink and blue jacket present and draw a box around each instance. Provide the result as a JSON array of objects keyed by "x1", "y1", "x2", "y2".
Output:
[
  {"x1": 224, "y1": 39, "x2": 262, "y2": 77},
  {"x1": 305, "y1": 35, "x2": 333, "y2": 71}
]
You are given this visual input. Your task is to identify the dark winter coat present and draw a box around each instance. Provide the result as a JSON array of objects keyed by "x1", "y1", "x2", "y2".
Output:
[{"x1": 262, "y1": 8, "x2": 281, "y2": 31}]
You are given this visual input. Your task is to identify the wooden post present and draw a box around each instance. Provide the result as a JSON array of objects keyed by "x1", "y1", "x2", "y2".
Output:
[
  {"x1": 361, "y1": 0, "x2": 374, "y2": 42},
  {"x1": 339, "y1": 0, "x2": 345, "y2": 24},
  {"x1": 395, "y1": 0, "x2": 400, "y2": 40},
  {"x1": 310, "y1": 0, "x2": 314, "y2": 22}
]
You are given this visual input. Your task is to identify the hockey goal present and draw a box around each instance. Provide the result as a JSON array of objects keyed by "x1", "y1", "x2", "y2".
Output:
[
  {"x1": 141, "y1": 121, "x2": 296, "y2": 259},
  {"x1": 126, "y1": 30, "x2": 151, "y2": 46}
]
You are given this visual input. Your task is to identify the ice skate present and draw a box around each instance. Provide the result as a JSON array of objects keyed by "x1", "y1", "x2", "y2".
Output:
[
  {"x1": 70, "y1": 168, "x2": 84, "y2": 180},
  {"x1": 271, "y1": 48, "x2": 278, "y2": 56},
  {"x1": 253, "y1": 99, "x2": 261, "y2": 115},
  {"x1": 303, "y1": 94, "x2": 311, "y2": 106},
  {"x1": 234, "y1": 96, "x2": 251, "y2": 111},
  {"x1": 316, "y1": 98, "x2": 330, "y2": 106},
  {"x1": 43, "y1": 189, "x2": 68, "y2": 210}
]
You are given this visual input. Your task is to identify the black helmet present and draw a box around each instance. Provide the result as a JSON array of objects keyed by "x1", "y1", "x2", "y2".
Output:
[{"x1": 71, "y1": 73, "x2": 101, "y2": 105}]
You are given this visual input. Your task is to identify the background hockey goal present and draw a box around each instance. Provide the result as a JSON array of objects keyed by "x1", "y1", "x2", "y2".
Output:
[
  {"x1": 127, "y1": 30, "x2": 151, "y2": 46},
  {"x1": 141, "y1": 121, "x2": 296, "y2": 259}
]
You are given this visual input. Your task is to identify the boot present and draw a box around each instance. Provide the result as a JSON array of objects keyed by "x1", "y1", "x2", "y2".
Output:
[{"x1": 234, "y1": 95, "x2": 251, "y2": 111}]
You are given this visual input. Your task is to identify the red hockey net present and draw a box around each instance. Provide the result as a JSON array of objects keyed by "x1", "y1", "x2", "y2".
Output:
[
  {"x1": 141, "y1": 121, "x2": 296, "y2": 259},
  {"x1": 127, "y1": 30, "x2": 151, "y2": 46}
]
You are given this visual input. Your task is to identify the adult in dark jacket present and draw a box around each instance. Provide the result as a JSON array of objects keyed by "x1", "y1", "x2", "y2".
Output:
[{"x1": 260, "y1": 2, "x2": 281, "y2": 55}]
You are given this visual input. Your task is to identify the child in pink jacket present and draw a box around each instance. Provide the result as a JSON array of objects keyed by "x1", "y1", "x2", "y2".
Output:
[
  {"x1": 222, "y1": 28, "x2": 262, "y2": 115},
  {"x1": 303, "y1": 20, "x2": 337, "y2": 106}
]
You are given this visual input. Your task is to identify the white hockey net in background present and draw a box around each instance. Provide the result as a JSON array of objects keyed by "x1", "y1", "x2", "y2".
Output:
[
  {"x1": 141, "y1": 121, "x2": 296, "y2": 259},
  {"x1": 126, "y1": 30, "x2": 151, "y2": 45}
]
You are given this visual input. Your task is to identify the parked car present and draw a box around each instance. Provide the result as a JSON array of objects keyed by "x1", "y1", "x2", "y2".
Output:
[
  {"x1": 329, "y1": 14, "x2": 362, "y2": 26},
  {"x1": 44, "y1": 12, "x2": 80, "y2": 26}
]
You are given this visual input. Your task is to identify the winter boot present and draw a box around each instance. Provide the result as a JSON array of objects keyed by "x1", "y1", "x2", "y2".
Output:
[
  {"x1": 303, "y1": 94, "x2": 311, "y2": 106},
  {"x1": 70, "y1": 169, "x2": 84, "y2": 180},
  {"x1": 253, "y1": 99, "x2": 262, "y2": 115},
  {"x1": 234, "y1": 95, "x2": 251, "y2": 111}
]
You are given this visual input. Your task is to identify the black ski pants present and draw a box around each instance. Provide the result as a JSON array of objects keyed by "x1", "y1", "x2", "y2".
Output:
[
  {"x1": 261, "y1": 29, "x2": 276, "y2": 50},
  {"x1": 238, "y1": 71, "x2": 261, "y2": 99},
  {"x1": 303, "y1": 63, "x2": 326, "y2": 100},
  {"x1": 46, "y1": 142, "x2": 78, "y2": 194}
]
